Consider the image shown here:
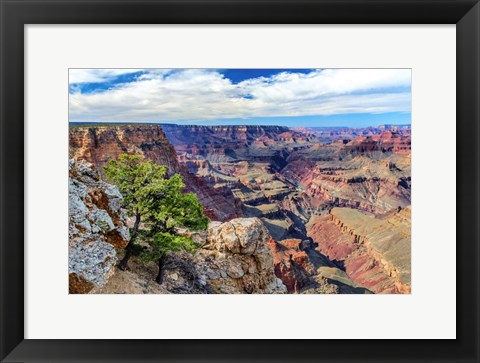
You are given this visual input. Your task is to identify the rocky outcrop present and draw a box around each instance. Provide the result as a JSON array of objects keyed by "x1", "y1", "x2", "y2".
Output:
[
  {"x1": 92, "y1": 217, "x2": 288, "y2": 294},
  {"x1": 266, "y1": 237, "x2": 371, "y2": 294},
  {"x1": 69, "y1": 124, "x2": 241, "y2": 221},
  {"x1": 267, "y1": 238, "x2": 314, "y2": 292},
  {"x1": 68, "y1": 159, "x2": 130, "y2": 293},
  {"x1": 181, "y1": 218, "x2": 287, "y2": 294}
]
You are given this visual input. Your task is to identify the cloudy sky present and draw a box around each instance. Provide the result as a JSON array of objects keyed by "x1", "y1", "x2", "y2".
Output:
[{"x1": 69, "y1": 68, "x2": 411, "y2": 127}]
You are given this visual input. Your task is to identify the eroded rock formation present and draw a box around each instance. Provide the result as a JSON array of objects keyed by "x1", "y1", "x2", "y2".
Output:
[
  {"x1": 191, "y1": 217, "x2": 287, "y2": 294},
  {"x1": 68, "y1": 159, "x2": 129, "y2": 293},
  {"x1": 267, "y1": 238, "x2": 314, "y2": 292}
]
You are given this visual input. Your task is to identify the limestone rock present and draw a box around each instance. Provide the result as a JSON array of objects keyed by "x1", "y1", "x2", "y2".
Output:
[
  {"x1": 192, "y1": 218, "x2": 287, "y2": 294},
  {"x1": 68, "y1": 159, "x2": 130, "y2": 293}
]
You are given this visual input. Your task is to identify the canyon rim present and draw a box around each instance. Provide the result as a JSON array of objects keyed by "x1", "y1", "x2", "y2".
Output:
[{"x1": 68, "y1": 68, "x2": 412, "y2": 294}]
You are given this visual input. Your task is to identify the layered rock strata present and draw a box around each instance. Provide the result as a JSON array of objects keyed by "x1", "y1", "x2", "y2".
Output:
[{"x1": 307, "y1": 207, "x2": 411, "y2": 294}]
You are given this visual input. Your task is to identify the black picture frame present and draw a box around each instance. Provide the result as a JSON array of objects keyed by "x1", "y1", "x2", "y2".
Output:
[{"x1": 1, "y1": 0, "x2": 479, "y2": 362}]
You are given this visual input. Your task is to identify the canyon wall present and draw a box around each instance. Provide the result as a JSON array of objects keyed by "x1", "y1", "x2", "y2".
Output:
[
  {"x1": 163, "y1": 124, "x2": 303, "y2": 146},
  {"x1": 70, "y1": 125, "x2": 181, "y2": 174},
  {"x1": 162, "y1": 124, "x2": 316, "y2": 167},
  {"x1": 282, "y1": 131, "x2": 411, "y2": 215},
  {"x1": 307, "y1": 207, "x2": 411, "y2": 293}
]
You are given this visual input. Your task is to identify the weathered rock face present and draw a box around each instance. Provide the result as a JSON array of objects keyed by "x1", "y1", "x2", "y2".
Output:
[
  {"x1": 266, "y1": 237, "x2": 371, "y2": 294},
  {"x1": 69, "y1": 125, "x2": 181, "y2": 175},
  {"x1": 191, "y1": 218, "x2": 287, "y2": 294},
  {"x1": 181, "y1": 172, "x2": 241, "y2": 221},
  {"x1": 267, "y1": 238, "x2": 314, "y2": 293},
  {"x1": 162, "y1": 124, "x2": 315, "y2": 172},
  {"x1": 68, "y1": 159, "x2": 130, "y2": 294},
  {"x1": 69, "y1": 124, "x2": 241, "y2": 221}
]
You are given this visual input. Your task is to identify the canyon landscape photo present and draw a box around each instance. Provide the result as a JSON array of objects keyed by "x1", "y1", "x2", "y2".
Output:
[{"x1": 68, "y1": 68, "x2": 411, "y2": 294}]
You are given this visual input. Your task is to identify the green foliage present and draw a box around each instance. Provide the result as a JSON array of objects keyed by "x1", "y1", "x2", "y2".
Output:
[
  {"x1": 140, "y1": 232, "x2": 198, "y2": 262},
  {"x1": 103, "y1": 154, "x2": 167, "y2": 217},
  {"x1": 144, "y1": 173, "x2": 209, "y2": 233},
  {"x1": 103, "y1": 153, "x2": 209, "y2": 265},
  {"x1": 141, "y1": 170, "x2": 209, "y2": 262}
]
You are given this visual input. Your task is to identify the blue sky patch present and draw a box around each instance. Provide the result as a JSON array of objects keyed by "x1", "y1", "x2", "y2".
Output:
[
  {"x1": 69, "y1": 70, "x2": 146, "y2": 94},
  {"x1": 220, "y1": 69, "x2": 315, "y2": 84}
]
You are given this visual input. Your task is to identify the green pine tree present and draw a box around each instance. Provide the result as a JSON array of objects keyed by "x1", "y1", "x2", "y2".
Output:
[
  {"x1": 103, "y1": 154, "x2": 208, "y2": 283},
  {"x1": 103, "y1": 154, "x2": 168, "y2": 270},
  {"x1": 140, "y1": 173, "x2": 209, "y2": 284}
]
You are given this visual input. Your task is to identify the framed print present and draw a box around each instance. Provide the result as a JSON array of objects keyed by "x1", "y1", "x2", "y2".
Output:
[
  {"x1": 1, "y1": 0, "x2": 479, "y2": 362},
  {"x1": 67, "y1": 67, "x2": 412, "y2": 296}
]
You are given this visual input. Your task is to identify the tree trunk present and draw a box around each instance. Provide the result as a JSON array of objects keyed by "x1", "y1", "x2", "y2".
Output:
[
  {"x1": 155, "y1": 254, "x2": 167, "y2": 285},
  {"x1": 117, "y1": 211, "x2": 141, "y2": 271}
]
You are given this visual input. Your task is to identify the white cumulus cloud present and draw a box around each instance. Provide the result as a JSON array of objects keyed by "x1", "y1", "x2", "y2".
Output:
[{"x1": 68, "y1": 68, "x2": 411, "y2": 122}]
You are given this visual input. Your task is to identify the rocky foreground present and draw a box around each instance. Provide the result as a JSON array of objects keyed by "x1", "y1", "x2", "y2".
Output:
[
  {"x1": 69, "y1": 160, "x2": 362, "y2": 294},
  {"x1": 68, "y1": 159, "x2": 283, "y2": 294},
  {"x1": 91, "y1": 217, "x2": 288, "y2": 294}
]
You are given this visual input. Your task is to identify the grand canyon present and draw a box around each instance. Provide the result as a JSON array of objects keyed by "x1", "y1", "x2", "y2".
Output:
[{"x1": 69, "y1": 122, "x2": 411, "y2": 294}]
